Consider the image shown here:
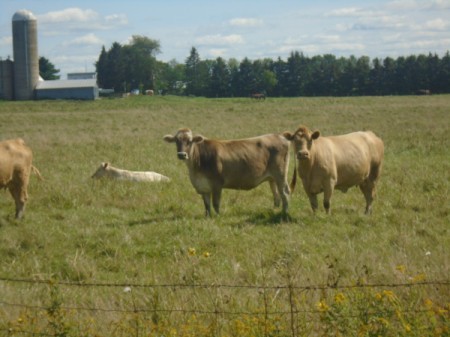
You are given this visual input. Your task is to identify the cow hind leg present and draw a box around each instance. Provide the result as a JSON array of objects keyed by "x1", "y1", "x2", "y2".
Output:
[
  {"x1": 269, "y1": 180, "x2": 281, "y2": 208},
  {"x1": 8, "y1": 184, "x2": 27, "y2": 219},
  {"x1": 323, "y1": 182, "x2": 334, "y2": 214},
  {"x1": 202, "y1": 193, "x2": 212, "y2": 217},
  {"x1": 212, "y1": 188, "x2": 222, "y2": 215},
  {"x1": 276, "y1": 180, "x2": 290, "y2": 215},
  {"x1": 359, "y1": 180, "x2": 375, "y2": 214}
]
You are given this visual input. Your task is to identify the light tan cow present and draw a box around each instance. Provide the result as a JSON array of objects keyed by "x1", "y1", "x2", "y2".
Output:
[
  {"x1": 163, "y1": 128, "x2": 291, "y2": 217},
  {"x1": 91, "y1": 162, "x2": 170, "y2": 182},
  {"x1": 283, "y1": 125, "x2": 384, "y2": 214},
  {"x1": 0, "y1": 138, "x2": 36, "y2": 218}
]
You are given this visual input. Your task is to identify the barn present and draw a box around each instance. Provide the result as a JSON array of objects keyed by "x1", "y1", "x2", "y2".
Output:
[{"x1": 35, "y1": 79, "x2": 98, "y2": 100}]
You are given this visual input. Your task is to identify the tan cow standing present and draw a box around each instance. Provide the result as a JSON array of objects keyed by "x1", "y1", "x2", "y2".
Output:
[
  {"x1": 0, "y1": 138, "x2": 35, "y2": 218},
  {"x1": 164, "y1": 128, "x2": 291, "y2": 217},
  {"x1": 283, "y1": 125, "x2": 384, "y2": 214},
  {"x1": 91, "y1": 162, "x2": 170, "y2": 182}
]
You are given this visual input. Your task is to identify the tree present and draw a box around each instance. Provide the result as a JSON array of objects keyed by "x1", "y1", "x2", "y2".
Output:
[
  {"x1": 39, "y1": 56, "x2": 60, "y2": 80},
  {"x1": 236, "y1": 57, "x2": 255, "y2": 96},
  {"x1": 184, "y1": 47, "x2": 209, "y2": 96},
  {"x1": 95, "y1": 46, "x2": 108, "y2": 88},
  {"x1": 95, "y1": 37, "x2": 161, "y2": 93},
  {"x1": 209, "y1": 57, "x2": 231, "y2": 97}
]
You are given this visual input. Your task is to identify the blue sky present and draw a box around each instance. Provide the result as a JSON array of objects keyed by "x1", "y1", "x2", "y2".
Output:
[{"x1": 1, "y1": 0, "x2": 449, "y2": 78}]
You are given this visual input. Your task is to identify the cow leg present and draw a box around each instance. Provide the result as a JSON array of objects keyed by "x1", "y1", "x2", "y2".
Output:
[
  {"x1": 212, "y1": 188, "x2": 222, "y2": 215},
  {"x1": 202, "y1": 193, "x2": 212, "y2": 217},
  {"x1": 307, "y1": 192, "x2": 319, "y2": 213},
  {"x1": 360, "y1": 181, "x2": 375, "y2": 214},
  {"x1": 276, "y1": 180, "x2": 290, "y2": 215},
  {"x1": 269, "y1": 180, "x2": 281, "y2": 208},
  {"x1": 8, "y1": 183, "x2": 27, "y2": 219},
  {"x1": 323, "y1": 183, "x2": 334, "y2": 214}
]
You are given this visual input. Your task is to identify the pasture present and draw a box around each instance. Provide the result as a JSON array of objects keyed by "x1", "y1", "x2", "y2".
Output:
[{"x1": 0, "y1": 95, "x2": 449, "y2": 336}]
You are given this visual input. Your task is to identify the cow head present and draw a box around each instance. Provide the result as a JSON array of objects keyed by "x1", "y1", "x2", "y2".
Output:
[
  {"x1": 283, "y1": 126, "x2": 320, "y2": 160},
  {"x1": 91, "y1": 162, "x2": 110, "y2": 179},
  {"x1": 163, "y1": 128, "x2": 205, "y2": 160}
]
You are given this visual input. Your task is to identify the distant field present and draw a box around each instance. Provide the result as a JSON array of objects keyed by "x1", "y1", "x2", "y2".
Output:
[{"x1": 0, "y1": 95, "x2": 449, "y2": 336}]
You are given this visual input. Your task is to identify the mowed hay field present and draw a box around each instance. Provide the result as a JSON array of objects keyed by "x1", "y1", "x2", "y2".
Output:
[{"x1": 0, "y1": 95, "x2": 449, "y2": 336}]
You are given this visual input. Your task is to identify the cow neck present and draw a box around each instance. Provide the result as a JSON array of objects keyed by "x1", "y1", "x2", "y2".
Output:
[{"x1": 297, "y1": 156, "x2": 314, "y2": 179}]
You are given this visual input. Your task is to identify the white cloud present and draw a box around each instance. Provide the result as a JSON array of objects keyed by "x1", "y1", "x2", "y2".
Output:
[
  {"x1": 424, "y1": 18, "x2": 449, "y2": 30},
  {"x1": 208, "y1": 49, "x2": 227, "y2": 57},
  {"x1": 325, "y1": 7, "x2": 385, "y2": 18},
  {"x1": 326, "y1": 7, "x2": 361, "y2": 17},
  {"x1": 38, "y1": 8, "x2": 99, "y2": 24},
  {"x1": 38, "y1": 7, "x2": 128, "y2": 32},
  {"x1": 64, "y1": 33, "x2": 104, "y2": 46},
  {"x1": 386, "y1": 0, "x2": 450, "y2": 11},
  {"x1": 195, "y1": 34, "x2": 244, "y2": 46},
  {"x1": 229, "y1": 18, "x2": 263, "y2": 27},
  {"x1": 105, "y1": 14, "x2": 128, "y2": 26}
]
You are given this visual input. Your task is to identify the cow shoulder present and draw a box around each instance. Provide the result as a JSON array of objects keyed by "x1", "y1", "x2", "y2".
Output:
[{"x1": 194, "y1": 139, "x2": 220, "y2": 172}]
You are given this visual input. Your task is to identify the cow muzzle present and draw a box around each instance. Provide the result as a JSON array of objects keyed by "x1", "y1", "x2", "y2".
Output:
[
  {"x1": 297, "y1": 151, "x2": 309, "y2": 160},
  {"x1": 177, "y1": 152, "x2": 189, "y2": 160}
]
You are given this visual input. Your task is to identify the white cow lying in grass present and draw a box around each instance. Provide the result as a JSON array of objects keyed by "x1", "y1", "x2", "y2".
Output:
[{"x1": 91, "y1": 162, "x2": 170, "y2": 182}]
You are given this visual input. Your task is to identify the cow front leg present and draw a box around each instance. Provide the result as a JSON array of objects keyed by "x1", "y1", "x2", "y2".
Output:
[
  {"x1": 212, "y1": 188, "x2": 222, "y2": 215},
  {"x1": 307, "y1": 192, "x2": 319, "y2": 213},
  {"x1": 202, "y1": 193, "x2": 212, "y2": 217}
]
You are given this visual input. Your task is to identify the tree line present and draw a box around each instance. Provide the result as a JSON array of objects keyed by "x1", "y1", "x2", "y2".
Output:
[{"x1": 95, "y1": 35, "x2": 450, "y2": 97}]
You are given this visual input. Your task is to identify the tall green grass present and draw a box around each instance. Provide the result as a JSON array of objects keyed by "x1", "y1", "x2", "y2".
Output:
[{"x1": 0, "y1": 95, "x2": 448, "y2": 336}]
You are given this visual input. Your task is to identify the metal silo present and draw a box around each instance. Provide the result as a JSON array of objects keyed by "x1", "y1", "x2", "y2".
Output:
[{"x1": 12, "y1": 10, "x2": 39, "y2": 100}]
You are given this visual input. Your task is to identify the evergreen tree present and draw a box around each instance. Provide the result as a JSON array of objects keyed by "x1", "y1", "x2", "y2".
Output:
[
  {"x1": 39, "y1": 56, "x2": 60, "y2": 80},
  {"x1": 185, "y1": 47, "x2": 202, "y2": 96},
  {"x1": 95, "y1": 46, "x2": 108, "y2": 88},
  {"x1": 209, "y1": 57, "x2": 231, "y2": 97}
]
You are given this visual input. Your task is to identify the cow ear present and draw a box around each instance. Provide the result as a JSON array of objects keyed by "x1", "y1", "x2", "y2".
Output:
[
  {"x1": 192, "y1": 135, "x2": 205, "y2": 143},
  {"x1": 104, "y1": 162, "x2": 109, "y2": 168},
  {"x1": 163, "y1": 135, "x2": 176, "y2": 143},
  {"x1": 312, "y1": 131, "x2": 321, "y2": 140},
  {"x1": 282, "y1": 131, "x2": 294, "y2": 141}
]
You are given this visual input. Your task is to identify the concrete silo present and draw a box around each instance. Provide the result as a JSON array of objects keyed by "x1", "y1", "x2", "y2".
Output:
[{"x1": 12, "y1": 10, "x2": 39, "y2": 100}]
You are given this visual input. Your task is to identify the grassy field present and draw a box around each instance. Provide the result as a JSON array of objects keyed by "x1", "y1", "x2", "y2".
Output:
[{"x1": 0, "y1": 95, "x2": 449, "y2": 336}]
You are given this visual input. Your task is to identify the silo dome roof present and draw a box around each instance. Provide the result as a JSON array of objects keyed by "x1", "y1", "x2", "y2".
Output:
[{"x1": 12, "y1": 10, "x2": 37, "y2": 21}]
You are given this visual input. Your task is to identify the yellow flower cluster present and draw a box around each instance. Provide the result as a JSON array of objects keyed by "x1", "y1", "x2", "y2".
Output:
[{"x1": 187, "y1": 247, "x2": 211, "y2": 258}]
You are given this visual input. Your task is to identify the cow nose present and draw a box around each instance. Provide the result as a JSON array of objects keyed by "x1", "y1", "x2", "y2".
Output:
[
  {"x1": 297, "y1": 150, "x2": 309, "y2": 160},
  {"x1": 177, "y1": 152, "x2": 189, "y2": 160}
]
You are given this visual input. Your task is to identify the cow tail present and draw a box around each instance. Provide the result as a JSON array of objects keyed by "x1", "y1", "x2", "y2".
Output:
[
  {"x1": 290, "y1": 156, "x2": 297, "y2": 194},
  {"x1": 31, "y1": 165, "x2": 44, "y2": 181}
]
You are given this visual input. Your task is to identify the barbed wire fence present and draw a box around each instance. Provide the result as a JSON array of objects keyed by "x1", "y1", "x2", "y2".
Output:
[{"x1": 0, "y1": 277, "x2": 449, "y2": 337}]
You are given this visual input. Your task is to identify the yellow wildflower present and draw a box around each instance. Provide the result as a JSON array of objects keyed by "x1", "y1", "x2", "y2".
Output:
[
  {"x1": 411, "y1": 273, "x2": 426, "y2": 283},
  {"x1": 396, "y1": 265, "x2": 407, "y2": 274},
  {"x1": 404, "y1": 324, "x2": 411, "y2": 332},
  {"x1": 203, "y1": 251, "x2": 210, "y2": 258},
  {"x1": 375, "y1": 292, "x2": 383, "y2": 301},
  {"x1": 334, "y1": 292, "x2": 346, "y2": 304},
  {"x1": 382, "y1": 290, "x2": 396, "y2": 301},
  {"x1": 317, "y1": 300, "x2": 329, "y2": 312},
  {"x1": 188, "y1": 247, "x2": 196, "y2": 256}
]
